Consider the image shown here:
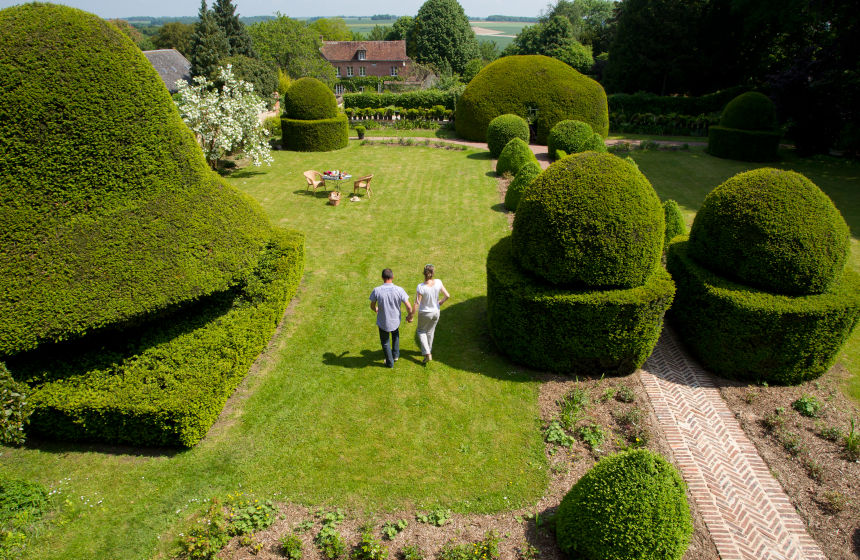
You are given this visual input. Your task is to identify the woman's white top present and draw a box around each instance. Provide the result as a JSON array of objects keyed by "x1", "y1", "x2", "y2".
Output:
[{"x1": 416, "y1": 279, "x2": 444, "y2": 312}]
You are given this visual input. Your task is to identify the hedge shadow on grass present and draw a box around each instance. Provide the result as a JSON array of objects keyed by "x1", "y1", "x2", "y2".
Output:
[
  {"x1": 466, "y1": 152, "x2": 493, "y2": 161},
  {"x1": 322, "y1": 349, "x2": 423, "y2": 369}
]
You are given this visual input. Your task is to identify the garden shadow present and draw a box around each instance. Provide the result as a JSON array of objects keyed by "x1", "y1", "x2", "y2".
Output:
[
  {"x1": 491, "y1": 203, "x2": 508, "y2": 213},
  {"x1": 466, "y1": 151, "x2": 492, "y2": 161},
  {"x1": 322, "y1": 349, "x2": 422, "y2": 369},
  {"x1": 18, "y1": 437, "x2": 182, "y2": 458},
  {"x1": 229, "y1": 169, "x2": 267, "y2": 179}
]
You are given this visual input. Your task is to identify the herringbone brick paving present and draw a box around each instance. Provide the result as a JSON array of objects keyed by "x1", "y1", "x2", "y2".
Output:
[{"x1": 641, "y1": 328, "x2": 826, "y2": 560}]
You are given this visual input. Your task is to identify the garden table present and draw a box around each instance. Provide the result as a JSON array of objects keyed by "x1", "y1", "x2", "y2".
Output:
[{"x1": 322, "y1": 172, "x2": 351, "y2": 191}]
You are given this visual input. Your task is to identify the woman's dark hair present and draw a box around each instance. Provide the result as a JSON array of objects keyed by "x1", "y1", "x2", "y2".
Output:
[{"x1": 382, "y1": 268, "x2": 393, "y2": 280}]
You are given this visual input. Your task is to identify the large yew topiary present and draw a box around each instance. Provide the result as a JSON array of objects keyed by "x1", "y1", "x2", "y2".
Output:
[
  {"x1": 708, "y1": 91, "x2": 780, "y2": 161},
  {"x1": 0, "y1": 3, "x2": 274, "y2": 356},
  {"x1": 688, "y1": 169, "x2": 849, "y2": 296},
  {"x1": 720, "y1": 91, "x2": 777, "y2": 131},
  {"x1": 496, "y1": 137, "x2": 538, "y2": 176},
  {"x1": 281, "y1": 77, "x2": 348, "y2": 151},
  {"x1": 456, "y1": 55, "x2": 608, "y2": 144},
  {"x1": 282, "y1": 77, "x2": 338, "y2": 120},
  {"x1": 512, "y1": 152, "x2": 664, "y2": 289},
  {"x1": 487, "y1": 114, "x2": 530, "y2": 158},
  {"x1": 556, "y1": 449, "x2": 692, "y2": 560}
]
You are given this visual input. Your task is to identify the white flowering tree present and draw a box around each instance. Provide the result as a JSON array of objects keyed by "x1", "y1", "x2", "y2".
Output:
[{"x1": 175, "y1": 64, "x2": 273, "y2": 170}]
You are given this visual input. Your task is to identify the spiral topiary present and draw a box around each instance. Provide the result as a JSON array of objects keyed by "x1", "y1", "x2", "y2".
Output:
[
  {"x1": 487, "y1": 114, "x2": 530, "y2": 158},
  {"x1": 504, "y1": 161, "x2": 541, "y2": 211},
  {"x1": 282, "y1": 77, "x2": 338, "y2": 120},
  {"x1": 687, "y1": 168, "x2": 849, "y2": 296},
  {"x1": 547, "y1": 120, "x2": 594, "y2": 159},
  {"x1": 556, "y1": 449, "x2": 692, "y2": 560},
  {"x1": 663, "y1": 199, "x2": 686, "y2": 249},
  {"x1": 708, "y1": 91, "x2": 780, "y2": 161},
  {"x1": 496, "y1": 137, "x2": 538, "y2": 176},
  {"x1": 456, "y1": 55, "x2": 608, "y2": 144},
  {"x1": 512, "y1": 152, "x2": 664, "y2": 289}
]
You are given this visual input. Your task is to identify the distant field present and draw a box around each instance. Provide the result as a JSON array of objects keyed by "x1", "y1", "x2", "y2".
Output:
[
  {"x1": 468, "y1": 20, "x2": 532, "y2": 35},
  {"x1": 478, "y1": 35, "x2": 515, "y2": 50}
]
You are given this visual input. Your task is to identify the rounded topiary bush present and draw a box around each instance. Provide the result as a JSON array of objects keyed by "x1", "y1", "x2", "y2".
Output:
[
  {"x1": 496, "y1": 137, "x2": 538, "y2": 176},
  {"x1": 512, "y1": 152, "x2": 664, "y2": 289},
  {"x1": 667, "y1": 239, "x2": 860, "y2": 384},
  {"x1": 556, "y1": 449, "x2": 692, "y2": 560},
  {"x1": 456, "y1": 55, "x2": 608, "y2": 144},
  {"x1": 0, "y1": 3, "x2": 273, "y2": 356},
  {"x1": 663, "y1": 199, "x2": 686, "y2": 248},
  {"x1": 487, "y1": 114, "x2": 530, "y2": 158},
  {"x1": 487, "y1": 237, "x2": 674, "y2": 374},
  {"x1": 708, "y1": 92, "x2": 780, "y2": 161},
  {"x1": 547, "y1": 120, "x2": 593, "y2": 159},
  {"x1": 282, "y1": 114, "x2": 349, "y2": 152},
  {"x1": 282, "y1": 77, "x2": 338, "y2": 120},
  {"x1": 688, "y1": 168, "x2": 849, "y2": 296},
  {"x1": 504, "y1": 161, "x2": 541, "y2": 211},
  {"x1": 586, "y1": 132, "x2": 607, "y2": 153}
]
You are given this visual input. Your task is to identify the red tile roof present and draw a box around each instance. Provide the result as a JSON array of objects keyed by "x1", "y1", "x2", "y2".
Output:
[{"x1": 320, "y1": 40, "x2": 408, "y2": 62}]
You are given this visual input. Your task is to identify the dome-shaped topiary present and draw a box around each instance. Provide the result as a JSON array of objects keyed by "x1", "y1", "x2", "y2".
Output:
[
  {"x1": 512, "y1": 152, "x2": 664, "y2": 289},
  {"x1": 688, "y1": 168, "x2": 849, "y2": 295},
  {"x1": 456, "y1": 55, "x2": 608, "y2": 144},
  {"x1": 496, "y1": 137, "x2": 538, "y2": 176},
  {"x1": 719, "y1": 91, "x2": 777, "y2": 131},
  {"x1": 547, "y1": 120, "x2": 593, "y2": 159},
  {"x1": 586, "y1": 132, "x2": 607, "y2": 153},
  {"x1": 504, "y1": 161, "x2": 542, "y2": 211},
  {"x1": 487, "y1": 114, "x2": 530, "y2": 158},
  {"x1": 663, "y1": 199, "x2": 687, "y2": 248},
  {"x1": 0, "y1": 3, "x2": 274, "y2": 356},
  {"x1": 282, "y1": 77, "x2": 338, "y2": 120},
  {"x1": 556, "y1": 449, "x2": 692, "y2": 560}
]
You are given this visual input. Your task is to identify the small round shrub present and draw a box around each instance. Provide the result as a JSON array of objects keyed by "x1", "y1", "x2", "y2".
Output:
[
  {"x1": 487, "y1": 114, "x2": 530, "y2": 158},
  {"x1": 556, "y1": 449, "x2": 692, "y2": 560},
  {"x1": 504, "y1": 161, "x2": 541, "y2": 211},
  {"x1": 687, "y1": 168, "x2": 849, "y2": 295},
  {"x1": 512, "y1": 152, "x2": 664, "y2": 289},
  {"x1": 282, "y1": 114, "x2": 349, "y2": 152},
  {"x1": 667, "y1": 240, "x2": 860, "y2": 384},
  {"x1": 547, "y1": 120, "x2": 593, "y2": 159},
  {"x1": 720, "y1": 91, "x2": 777, "y2": 131},
  {"x1": 662, "y1": 199, "x2": 686, "y2": 248},
  {"x1": 456, "y1": 55, "x2": 608, "y2": 144},
  {"x1": 355, "y1": 125, "x2": 366, "y2": 139},
  {"x1": 708, "y1": 92, "x2": 779, "y2": 161},
  {"x1": 282, "y1": 77, "x2": 338, "y2": 120},
  {"x1": 496, "y1": 137, "x2": 538, "y2": 176},
  {"x1": 585, "y1": 132, "x2": 607, "y2": 153}
]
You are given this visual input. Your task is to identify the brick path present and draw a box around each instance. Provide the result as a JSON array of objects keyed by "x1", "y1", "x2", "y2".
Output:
[{"x1": 641, "y1": 329, "x2": 826, "y2": 560}]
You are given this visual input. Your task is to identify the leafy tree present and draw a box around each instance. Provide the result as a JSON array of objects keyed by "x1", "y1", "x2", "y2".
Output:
[
  {"x1": 220, "y1": 55, "x2": 277, "y2": 107},
  {"x1": 478, "y1": 40, "x2": 499, "y2": 62},
  {"x1": 212, "y1": 0, "x2": 256, "y2": 57},
  {"x1": 189, "y1": 0, "x2": 230, "y2": 78},
  {"x1": 368, "y1": 25, "x2": 391, "y2": 41},
  {"x1": 308, "y1": 17, "x2": 353, "y2": 41},
  {"x1": 174, "y1": 65, "x2": 273, "y2": 170},
  {"x1": 248, "y1": 14, "x2": 335, "y2": 83},
  {"x1": 411, "y1": 0, "x2": 479, "y2": 74},
  {"x1": 502, "y1": 15, "x2": 592, "y2": 73},
  {"x1": 154, "y1": 21, "x2": 194, "y2": 56},
  {"x1": 107, "y1": 18, "x2": 155, "y2": 50}
]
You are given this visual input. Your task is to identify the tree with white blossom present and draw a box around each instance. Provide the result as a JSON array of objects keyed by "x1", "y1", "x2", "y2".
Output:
[{"x1": 175, "y1": 64, "x2": 273, "y2": 170}]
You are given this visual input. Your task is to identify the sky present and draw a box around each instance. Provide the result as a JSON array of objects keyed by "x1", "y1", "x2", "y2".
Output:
[{"x1": 0, "y1": 0, "x2": 545, "y2": 19}]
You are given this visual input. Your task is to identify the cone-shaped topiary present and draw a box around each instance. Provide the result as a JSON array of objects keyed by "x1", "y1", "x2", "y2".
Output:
[
  {"x1": 720, "y1": 91, "x2": 777, "y2": 131},
  {"x1": 0, "y1": 3, "x2": 274, "y2": 356},
  {"x1": 556, "y1": 449, "x2": 692, "y2": 560},
  {"x1": 688, "y1": 168, "x2": 849, "y2": 296},
  {"x1": 708, "y1": 92, "x2": 780, "y2": 161},
  {"x1": 282, "y1": 77, "x2": 338, "y2": 120},
  {"x1": 512, "y1": 152, "x2": 664, "y2": 289},
  {"x1": 496, "y1": 137, "x2": 538, "y2": 176},
  {"x1": 663, "y1": 199, "x2": 687, "y2": 249},
  {"x1": 456, "y1": 55, "x2": 608, "y2": 144},
  {"x1": 504, "y1": 161, "x2": 542, "y2": 211},
  {"x1": 548, "y1": 120, "x2": 594, "y2": 159},
  {"x1": 487, "y1": 114, "x2": 530, "y2": 158}
]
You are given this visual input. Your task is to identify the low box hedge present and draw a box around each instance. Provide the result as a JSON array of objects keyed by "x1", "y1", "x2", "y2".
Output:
[
  {"x1": 707, "y1": 126, "x2": 780, "y2": 161},
  {"x1": 9, "y1": 228, "x2": 305, "y2": 447},
  {"x1": 666, "y1": 239, "x2": 860, "y2": 385},
  {"x1": 487, "y1": 236, "x2": 674, "y2": 375},
  {"x1": 281, "y1": 114, "x2": 349, "y2": 152}
]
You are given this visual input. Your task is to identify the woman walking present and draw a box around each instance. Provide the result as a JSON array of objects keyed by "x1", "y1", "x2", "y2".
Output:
[{"x1": 415, "y1": 264, "x2": 451, "y2": 364}]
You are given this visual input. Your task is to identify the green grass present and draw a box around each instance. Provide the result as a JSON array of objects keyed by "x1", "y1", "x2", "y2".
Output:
[
  {"x1": 608, "y1": 133, "x2": 708, "y2": 143},
  {"x1": 0, "y1": 141, "x2": 547, "y2": 559},
  {"x1": 628, "y1": 146, "x2": 860, "y2": 401},
  {"x1": 350, "y1": 126, "x2": 458, "y2": 139}
]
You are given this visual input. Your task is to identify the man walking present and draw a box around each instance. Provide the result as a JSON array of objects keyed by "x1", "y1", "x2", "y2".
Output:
[{"x1": 369, "y1": 268, "x2": 413, "y2": 368}]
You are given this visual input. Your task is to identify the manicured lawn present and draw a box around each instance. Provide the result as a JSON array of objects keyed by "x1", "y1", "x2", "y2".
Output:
[
  {"x1": 1, "y1": 141, "x2": 547, "y2": 559},
  {"x1": 349, "y1": 126, "x2": 458, "y2": 139}
]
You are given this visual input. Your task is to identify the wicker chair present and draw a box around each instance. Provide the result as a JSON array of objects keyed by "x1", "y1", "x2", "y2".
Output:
[
  {"x1": 303, "y1": 170, "x2": 325, "y2": 194},
  {"x1": 353, "y1": 174, "x2": 373, "y2": 197}
]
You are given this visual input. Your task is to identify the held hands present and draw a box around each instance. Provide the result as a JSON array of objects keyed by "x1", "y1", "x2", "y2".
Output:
[{"x1": 406, "y1": 312, "x2": 414, "y2": 323}]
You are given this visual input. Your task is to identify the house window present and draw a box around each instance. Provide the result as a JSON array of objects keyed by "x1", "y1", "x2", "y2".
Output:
[
  {"x1": 335, "y1": 84, "x2": 344, "y2": 95},
  {"x1": 358, "y1": 50, "x2": 366, "y2": 60},
  {"x1": 336, "y1": 67, "x2": 341, "y2": 77},
  {"x1": 359, "y1": 86, "x2": 365, "y2": 93},
  {"x1": 390, "y1": 66, "x2": 398, "y2": 76},
  {"x1": 347, "y1": 66, "x2": 354, "y2": 77},
  {"x1": 359, "y1": 66, "x2": 366, "y2": 77}
]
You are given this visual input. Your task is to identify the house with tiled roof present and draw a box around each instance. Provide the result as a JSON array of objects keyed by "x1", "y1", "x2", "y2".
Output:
[
  {"x1": 142, "y1": 49, "x2": 191, "y2": 94},
  {"x1": 320, "y1": 40, "x2": 411, "y2": 94}
]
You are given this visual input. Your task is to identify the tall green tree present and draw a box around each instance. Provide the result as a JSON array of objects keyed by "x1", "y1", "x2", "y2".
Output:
[
  {"x1": 212, "y1": 0, "x2": 256, "y2": 57},
  {"x1": 153, "y1": 21, "x2": 194, "y2": 56},
  {"x1": 502, "y1": 15, "x2": 594, "y2": 73},
  {"x1": 411, "y1": 0, "x2": 479, "y2": 74},
  {"x1": 189, "y1": 0, "x2": 230, "y2": 78},
  {"x1": 386, "y1": 16, "x2": 416, "y2": 57},
  {"x1": 308, "y1": 18, "x2": 353, "y2": 41},
  {"x1": 247, "y1": 14, "x2": 335, "y2": 83},
  {"x1": 368, "y1": 25, "x2": 391, "y2": 41}
]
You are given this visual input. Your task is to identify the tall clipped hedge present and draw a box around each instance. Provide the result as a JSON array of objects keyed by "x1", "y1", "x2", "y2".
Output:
[
  {"x1": 708, "y1": 92, "x2": 780, "y2": 161},
  {"x1": 687, "y1": 169, "x2": 849, "y2": 296},
  {"x1": 282, "y1": 114, "x2": 349, "y2": 152},
  {"x1": 496, "y1": 137, "x2": 538, "y2": 176},
  {"x1": 11, "y1": 229, "x2": 305, "y2": 447},
  {"x1": 456, "y1": 55, "x2": 608, "y2": 144},
  {"x1": 0, "y1": 4, "x2": 274, "y2": 357},
  {"x1": 282, "y1": 77, "x2": 338, "y2": 120},
  {"x1": 512, "y1": 152, "x2": 664, "y2": 289},
  {"x1": 487, "y1": 114, "x2": 530, "y2": 158},
  {"x1": 504, "y1": 161, "x2": 542, "y2": 211},
  {"x1": 556, "y1": 449, "x2": 692, "y2": 560},
  {"x1": 343, "y1": 90, "x2": 458, "y2": 110}
]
